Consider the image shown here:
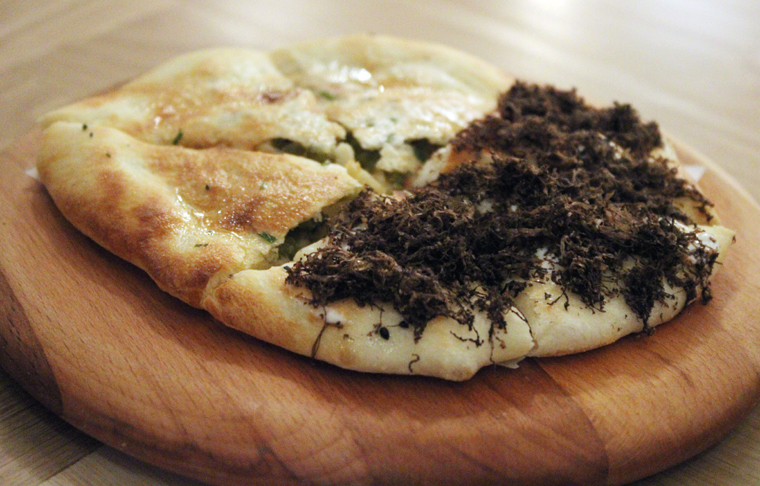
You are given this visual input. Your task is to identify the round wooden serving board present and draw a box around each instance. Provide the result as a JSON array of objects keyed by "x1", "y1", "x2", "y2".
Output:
[{"x1": 1, "y1": 128, "x2": 759, "y2": 486}]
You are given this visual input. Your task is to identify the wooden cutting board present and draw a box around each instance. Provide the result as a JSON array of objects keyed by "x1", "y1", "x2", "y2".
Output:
[{"x1": 1, "y1": 128, "x2": 759, "y2": 486}]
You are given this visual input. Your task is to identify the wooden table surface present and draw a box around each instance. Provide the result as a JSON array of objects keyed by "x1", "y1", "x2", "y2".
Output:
[{"x1": 1, "y1": 1, "x2": 759, "y2": 484}]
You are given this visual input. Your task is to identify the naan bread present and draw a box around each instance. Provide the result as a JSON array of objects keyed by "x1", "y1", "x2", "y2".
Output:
[
  {"x1": 37, "y1": 35, "x2": 734, "y2": 380},
  {"x1": 37, "y1": 121, "x2": 362, "y2": 307},
  {"x1": 204, "y1": 248, "x2": 535, "y2": 382},
  {"x1": 37, "y1": 35, "x2": 527, "y2": 380},
  {"x1": 41, "y1": 35, "x2": 512, "y2": 190}
]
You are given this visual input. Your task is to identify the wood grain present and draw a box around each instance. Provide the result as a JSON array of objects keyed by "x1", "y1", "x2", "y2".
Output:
[
  {"x1": 0, "y1": 129, "x2": 758, "y2": 485},
  {"x1": 2, "y1": 1, "x2": 759, "y2": 484}
]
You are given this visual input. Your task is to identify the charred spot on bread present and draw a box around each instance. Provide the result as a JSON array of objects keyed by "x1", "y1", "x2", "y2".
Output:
[{"x1": 286, "y1": 82, "x2": 722, "y2": 340}]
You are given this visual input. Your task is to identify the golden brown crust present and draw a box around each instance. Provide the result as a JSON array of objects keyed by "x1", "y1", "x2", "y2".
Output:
[
  {"x1": 40, "y1": 48, "x2": 344, "y2": 151},
  {"x1": 40, "y1": 35, "x2": 513, "y2": 186},
  {"x1": 38, "y1": 122, "x2": 361, "y2": 306}
]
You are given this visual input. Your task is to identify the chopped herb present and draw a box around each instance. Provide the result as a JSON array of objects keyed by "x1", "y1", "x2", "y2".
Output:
[
  {"x1": 258, "y1": 231, "x2": 277, "y2": 244},
  {"x1": 194, "y1": 243, "x2": 209, "y2": 248},
  {"x1": 105, "y1": 152, "x2": 111, "y2": 158},
  {"x1": 205, "y1": 184, "x2": 210, "y2": 191},
  {"x1": 317, "y1": 90, "x2": 337, "y2": 100},
  {"x1": 172, "y1": 129, "x2": 183, "y2": 145},
  {"x1": 82, "y1": 124, "x2": 88, "y2": 131},
  {"x1": 259, "y1": 181, "x2": 268, "y2": 190}
]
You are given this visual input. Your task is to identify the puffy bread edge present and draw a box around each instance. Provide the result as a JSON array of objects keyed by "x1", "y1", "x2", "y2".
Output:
[
  {"x1": 523, "y1": 224, "x2": 735, "y2": 357},
  {"x1": 203, "y1": 265, "x2": 536, "y2": 381}
]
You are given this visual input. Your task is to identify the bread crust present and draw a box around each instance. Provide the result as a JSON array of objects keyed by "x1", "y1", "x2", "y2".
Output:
[
  {"x1": 38, "y1": 122, "x2": 362, "y2": 306},
  {"x1": 521, "y1": 224, "x2": 734, "y2": 357},
  {"x1": 36, "y1": 35, "x2": 734, "y2": 380},
  {"x1": 204, "y1": 262, "x2": 535, "y2": 381}
]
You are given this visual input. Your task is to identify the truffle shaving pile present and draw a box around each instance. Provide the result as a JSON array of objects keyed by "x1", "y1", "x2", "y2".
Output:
[{"x1": 286, "y1": 82, "x2": 719, "y2": 343}]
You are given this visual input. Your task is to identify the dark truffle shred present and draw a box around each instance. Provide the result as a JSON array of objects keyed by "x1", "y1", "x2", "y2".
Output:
[{"x1": 286, "y1": 82, "x2": 719, "y2": 342}]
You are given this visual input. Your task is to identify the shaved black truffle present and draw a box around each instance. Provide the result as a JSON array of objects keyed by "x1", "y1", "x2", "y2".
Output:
[{"x1": 286, "y1": 83, "x2": 719, "y2": 342}]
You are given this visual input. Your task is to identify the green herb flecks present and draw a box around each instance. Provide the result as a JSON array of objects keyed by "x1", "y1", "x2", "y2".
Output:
[
  {"x1": 258, "y1": 232, "x2": 278, "y2": 244},
  {"x1": 317, "y1": 90, "x2": 337, "y2": 101}
]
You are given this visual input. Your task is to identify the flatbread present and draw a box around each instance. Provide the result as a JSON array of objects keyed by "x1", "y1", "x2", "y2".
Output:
[
  {"x1": 205, "y1": 247, "x2": 534, "y2": 382},
  {"x1": 37, "y1": 121, "x2": 362, "y2": 307},
  {"x1": 411, "y1": 109, "x2": 734, "y2": 358},
  {"x1": 41, "y1": 35, "x2": 512, "y2": 190},
  {"x1": 36, "y1": 35, "x2": 734, "y2": 380}
]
